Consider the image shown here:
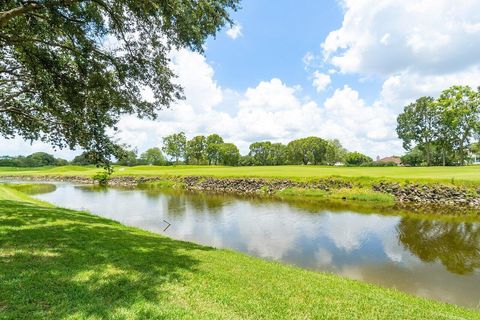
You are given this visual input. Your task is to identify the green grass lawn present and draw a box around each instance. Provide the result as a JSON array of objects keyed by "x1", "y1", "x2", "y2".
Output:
[
  {"x1": 1, "y1": 165, "x2": 480, "y2": 185},
  {"x1": 0, "y1": 185, "x2": 478, "y2": 319}
]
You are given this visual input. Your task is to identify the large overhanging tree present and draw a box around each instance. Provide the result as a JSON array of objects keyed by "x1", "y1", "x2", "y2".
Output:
[{"x1": 0, "y1": 0, "x2": 239, "y2": 166}]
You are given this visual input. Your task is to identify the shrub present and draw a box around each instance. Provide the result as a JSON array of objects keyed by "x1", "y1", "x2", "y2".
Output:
[
  {"x1": 93, "y1": 171, "x2": 111, "y2": 186},
  {"x1": 345, "y1": 152, "x2": 373, "y2": 166}
]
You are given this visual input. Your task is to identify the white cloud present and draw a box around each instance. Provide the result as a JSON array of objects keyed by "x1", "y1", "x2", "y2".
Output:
[
  {"x1": 322, "y1": 85, "x2": 400, "y2": 154},
  {"x1": 226, "y1": 23, "x2": 243, "y2": 40},
  {"x1": 320, "y1": 212, "x2": 398, "y2": 252},
  {"x1": 0, "y1": 138, "x2": 80, "y2": 159},
  {"x1": 113, "y1": 59, "x2": 401, "y2": 157},
  {"x1": 322, "y1": 0, "x2": 480, "y2": 76},
  {"x1": 312, "y1": 71, "x2": 331, "y2": 92},
  {"x1": 0, "y1": 49, "x2": 403, "y2": 158},
  {"x1": 313, "y1": 0, "x2": 480, "y2": 156},
  {"x1": 380, "y1": 68, "x2": 480, "y2": 109}
]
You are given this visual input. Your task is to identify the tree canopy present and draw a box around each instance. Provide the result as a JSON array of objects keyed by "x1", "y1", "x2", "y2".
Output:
[
  {"x1": 0, "y1": 0, "x2": 239, "y2": 166},
  {"x1": 162, "y1": 132, "x2": 186, "y2": 164},
  {"x1": 397, "y1": 86, "x2": 480, "y2": 166},
  {"x1": 139, "y1": 147, "x2": 165, "y2": 166}
]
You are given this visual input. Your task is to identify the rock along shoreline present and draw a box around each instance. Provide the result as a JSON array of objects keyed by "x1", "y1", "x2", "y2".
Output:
[{"x1": 2, "y1": 175, "x2": 480, "y2": 210}]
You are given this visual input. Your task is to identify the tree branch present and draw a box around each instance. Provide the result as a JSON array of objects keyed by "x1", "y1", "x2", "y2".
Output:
[
  {"x1": 0, "y1": 3, "x2": 43, "y2": 27},
  {"x1": 0, "y1": 0, "x2": 79, "y2": 27}
]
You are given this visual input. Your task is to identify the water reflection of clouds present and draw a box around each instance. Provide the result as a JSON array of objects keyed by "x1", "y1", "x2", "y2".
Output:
[
  {"x1": 35, "y1": 184, "x2": 480, "y2": 308},
  {"x1": 319, "y1": 213, "x2": 399, "y2": 253}
]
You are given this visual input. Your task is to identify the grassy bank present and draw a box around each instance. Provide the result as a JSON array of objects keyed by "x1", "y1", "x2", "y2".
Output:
[
  {"x1": 276, "y1": 187, "x2": 396, "y2": 203},
  {"x1": 1, "y1": 164, "x2": 480, "y2": 186},
  {"x1": 0, "y1": 185, "x2": 478, "y2": 319}
]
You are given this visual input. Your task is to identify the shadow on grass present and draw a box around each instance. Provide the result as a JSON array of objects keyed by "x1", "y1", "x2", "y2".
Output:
[{"x1": 0, "y1": 200, "x2": 211, "y2": 319}]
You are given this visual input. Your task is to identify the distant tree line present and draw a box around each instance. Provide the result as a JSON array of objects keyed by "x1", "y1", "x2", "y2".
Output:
[
  {"x1": 0, "y1": 133, "x2": 392, "y2": 168},
  {"x1": 109, "y1": 133, "x2": 378, "y2": 167},
  {"x1": 397, "y1": 85, "x2": 480, "y2": 166},
  {"x1": 0, "y1": 152, "x2": 68, "y2": 167}
]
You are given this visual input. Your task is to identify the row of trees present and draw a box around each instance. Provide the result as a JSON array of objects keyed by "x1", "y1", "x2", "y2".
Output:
[
  {"x1": 397, "y1": 85, "x2": 480, "y2": 166},
  {"x1": 111, "y1": 133, "x2": 375, "y2": 167},
  {"x1": 0, "y1": 153, "x2": 68, "y2": 167},
  {"x1": 0, "y1": 135, "x2": 377, "y2": 168}
]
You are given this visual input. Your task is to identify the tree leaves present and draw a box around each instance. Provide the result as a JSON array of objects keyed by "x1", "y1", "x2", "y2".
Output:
[{"x1": 0, "y1": 0, "x2": 239, "y2": 167}]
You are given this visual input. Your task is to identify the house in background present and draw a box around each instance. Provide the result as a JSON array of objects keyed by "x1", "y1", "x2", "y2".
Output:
[
  {"x1": 468, "y1": 152, "x2": 480, "y2": 165},
  {"x1": 376, "y1": 156, "x2": 402, "y2": 166}
]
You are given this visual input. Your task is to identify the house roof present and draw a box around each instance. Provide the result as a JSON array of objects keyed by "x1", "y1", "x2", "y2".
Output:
[{"x1": 377, "y1": 156, "x2": 401, "y2": 164}]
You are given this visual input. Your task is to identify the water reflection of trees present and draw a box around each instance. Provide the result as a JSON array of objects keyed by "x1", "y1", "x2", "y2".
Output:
[
  {"x1": 184, "y1": 193, "x2": 225, "y2": 215},
  {"x1": 161, "y1": 192, "x2": 227, "y2": 217},
  {"x1": 397, "y1": 219, "x2": 480, "y2": 275}
]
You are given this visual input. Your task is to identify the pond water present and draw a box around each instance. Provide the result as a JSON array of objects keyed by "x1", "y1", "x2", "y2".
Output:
[{"x1": 24, "y1": 182, "x2": 480, "y2": 308}]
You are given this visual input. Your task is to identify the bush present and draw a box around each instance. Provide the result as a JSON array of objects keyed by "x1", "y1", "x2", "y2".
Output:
[
  {"x1": 92, "y1": 171, "x2": 111, "y2": 186},
  {"x1": 345, "y1": 152, "x2": 373, "y2": 166}
]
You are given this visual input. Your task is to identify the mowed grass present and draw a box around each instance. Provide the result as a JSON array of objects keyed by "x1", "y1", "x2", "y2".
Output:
[
  {"x1": 1, "y1": 165, "x2": 480, "y2": 185},
  {"x1": 0, "y1": 186, "x2": 478, "y2": 319}
]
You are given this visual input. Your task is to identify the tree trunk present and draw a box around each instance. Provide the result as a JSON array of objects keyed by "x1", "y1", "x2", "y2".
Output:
[
  {"x1": 426, "y1": 142, "x2": 431, "y2": 166},
  {"x1": 459, "y1": 139, "x2": 465, "y2": 166},
  {"x1": 442, "y1": 148, "x2": 446, "y2": 166}
]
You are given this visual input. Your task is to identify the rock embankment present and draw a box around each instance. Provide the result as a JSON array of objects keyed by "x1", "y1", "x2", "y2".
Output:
[
  {"x1": 373, "y1": 181, "x2": 480, "y2": 208},
  {"x1": 182, "y1": 176, "x2": 351, "y2": 194}
]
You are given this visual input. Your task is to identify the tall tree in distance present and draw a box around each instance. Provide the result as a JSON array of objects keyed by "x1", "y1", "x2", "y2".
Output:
[
  {"x1": 217, "y1": 143, "x2": 240, "y2": 166},
  {"x1": 287, "y1": 137, "x2": 327, "y2": 165},
  {"x1": 325, "y1": 139, "x2": 347, "y2": 165},
  {"x1": 186, "y1": 135, "x2": 207, "y2": 164},
  {"x1": 345, "y1": 152, "x2": 372, "y2": 166},
  {"x1": 269, "y1": 143, "x2": 288, "y2": 165},
  {"x1": 0, "y1": 0, "x2": 239, "y2": 166},
  {"x1": 396, "y1": 97, "x2": 438, "y2": 166},
  {"x1": 248, "y1": 141, "x2": 272, "y2": 166},
  {"x1": 437, "y1": 86, "x2": 480, "y2": 166},
  {"x1": 205, "y1": 134, "x2": 224, "y2": 165},
  {"x1": 139, "y1": 147, "x2": 165, "y2": 166},
  {"x1": 162, "y1": 132, "x2": 186, "y2": 164}
]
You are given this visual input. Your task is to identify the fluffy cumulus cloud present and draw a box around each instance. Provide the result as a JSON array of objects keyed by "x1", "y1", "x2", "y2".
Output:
[
  {"x1": 0, "y1": 48, "x2": 403, "y2": 158},
  {"x1": 321, "y1": 0, "x2": 480, "y2": 106},
  {"x1": 226, "y1": 23, "x2": 243, "y2": 39},
  {"x1": 322, "y1": 0, "x2": 480, "y2": 76},
  {"x1": 322, "y1": 85, "x2": 400, "y2": 154},
  {"x1": 111, "y1": 50, "x2": 402, "y2": 157},
  {"x1": 315, "y1": 0, "x2": 480, "y2": 153}
]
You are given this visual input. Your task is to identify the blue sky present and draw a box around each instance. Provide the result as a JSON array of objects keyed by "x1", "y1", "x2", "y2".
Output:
[
  {"x1": 2, "y1": 0, "x2": 480, "y2": 159},
  {"x1": 206, "y1": 0, "x2": 382, "y2": 104}
]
